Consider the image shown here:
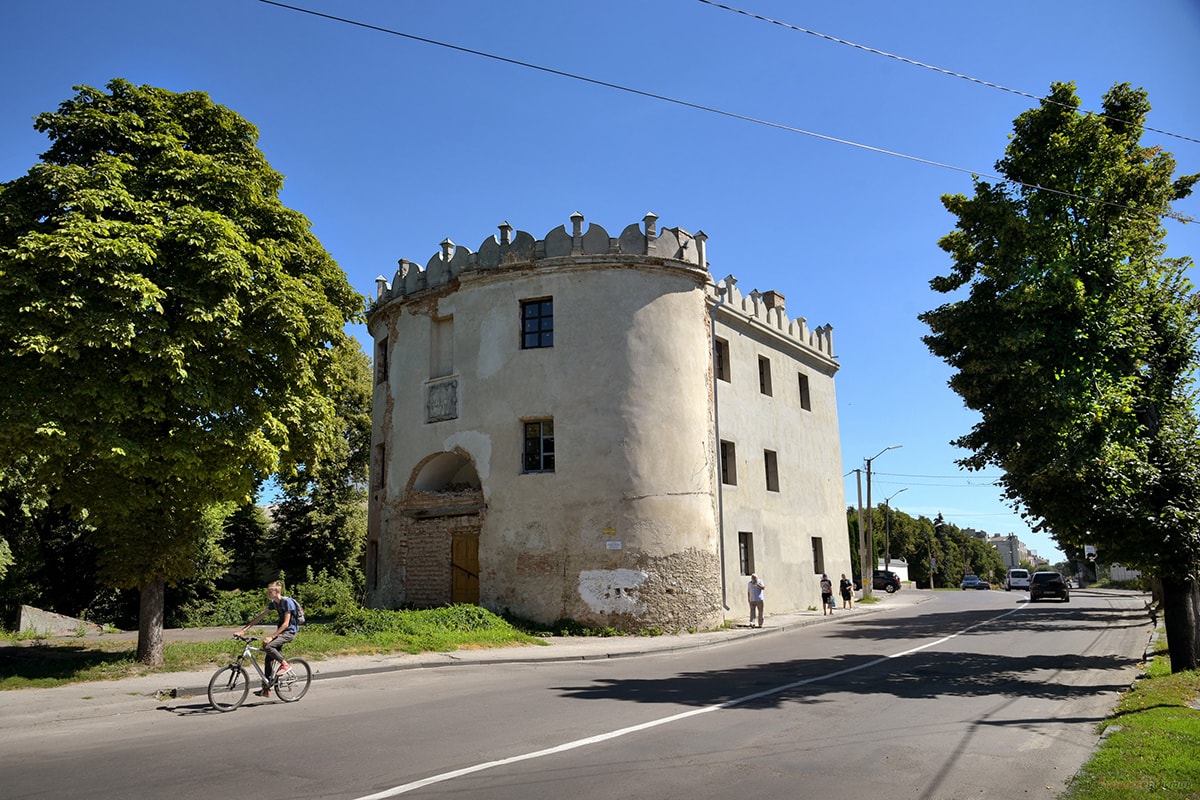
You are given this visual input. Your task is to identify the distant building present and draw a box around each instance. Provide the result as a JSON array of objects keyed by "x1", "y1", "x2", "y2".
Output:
[
  {"x1": 365, "y1": 213, "x2": 850, "y2": 630},
  {"x1": 988, "y1": 533, "x2": 1032, "y2": 569}
]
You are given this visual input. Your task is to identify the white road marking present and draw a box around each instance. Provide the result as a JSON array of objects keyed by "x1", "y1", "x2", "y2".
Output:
[{"x1": 353, "y1": 604, "x2": 1027, "y2": 799}]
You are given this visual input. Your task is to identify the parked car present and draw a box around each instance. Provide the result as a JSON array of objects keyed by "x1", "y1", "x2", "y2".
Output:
[
  {"x1": 873, "y1": 569, "x2": 901, "y2": 593},
  {"x1": 1006, "y1": 568, "x2": 1031, "y2": 591},
  {"x1": 960, "y1": 574, "x2": 989, "y2": 590},
  {"x1": 1029, "y1": 571, "x2": 1071, "y2": 602}
]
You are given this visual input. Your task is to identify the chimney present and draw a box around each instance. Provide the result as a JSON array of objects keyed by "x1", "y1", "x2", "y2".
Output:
[{"x1": 762, "y1": 290, "x2": 785, "y2": 312}]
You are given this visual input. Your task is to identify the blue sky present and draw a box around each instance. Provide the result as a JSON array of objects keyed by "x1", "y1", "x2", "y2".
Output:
[{"x1": 4, "y1": 1, "x2": 1199, "y2": 564}]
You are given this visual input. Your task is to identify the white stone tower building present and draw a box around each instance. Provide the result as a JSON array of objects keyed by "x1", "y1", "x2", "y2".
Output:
[{"x1": 366, "y1": 213, "x2": 848, "y2": 630}]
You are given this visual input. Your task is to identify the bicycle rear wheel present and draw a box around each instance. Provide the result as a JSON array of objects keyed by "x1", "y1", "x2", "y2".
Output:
[
  {"x1": 274, "y1": 658, "x2": 312, "y2": 702},
  {"x1": 208, "y1": 664, "x2": 250, "y2": 711}
]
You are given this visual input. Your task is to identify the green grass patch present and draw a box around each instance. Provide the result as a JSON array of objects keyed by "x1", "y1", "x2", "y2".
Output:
[
  {"x1": 1063, "y1": 638, "x2": 1200, "y2": 800},
  {"x1": 0, "y1": 605, "x2": 544, "y2": 691}
]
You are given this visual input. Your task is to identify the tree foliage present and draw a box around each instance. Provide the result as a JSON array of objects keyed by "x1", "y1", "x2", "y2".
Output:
[
  {"x1": 271, "y1": 339, "x2": 371, "y2": 587},
  {"x1": 0, "y1": 80, "x2": 363, "y2": 662},
  {"x1": 846, "y1": 507, "x2": 1005, "y2": 588},
  {"x1": 920, "y1": 81, "x2": 1200, "y2": 669}
]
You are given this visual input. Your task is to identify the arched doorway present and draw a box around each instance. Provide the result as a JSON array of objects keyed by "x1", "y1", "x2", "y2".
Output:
[{"x1": 402, "y1": 450, "x2": 484, "y2": 608}]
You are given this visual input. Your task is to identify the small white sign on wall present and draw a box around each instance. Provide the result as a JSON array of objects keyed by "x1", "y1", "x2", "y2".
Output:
[{"x1": 606, "y1": 540, "x2": 622, "y2": 550}]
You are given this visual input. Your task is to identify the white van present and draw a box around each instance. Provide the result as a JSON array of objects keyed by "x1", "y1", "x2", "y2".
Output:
[{"x1": 1006, "y1": 568, "x2": 1031, "y2": 591}]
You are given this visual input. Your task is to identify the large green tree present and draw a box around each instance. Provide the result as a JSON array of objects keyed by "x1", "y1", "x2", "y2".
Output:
[
  {"x1": 920, "y1": 82, "x2": 1200, "y2": 670},
  {"x1": 0, "y1": 80, "x2": 363, "y2": 664}
]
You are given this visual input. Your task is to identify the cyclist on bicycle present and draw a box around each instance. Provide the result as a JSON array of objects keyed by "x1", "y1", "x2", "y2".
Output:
[{"x1": 236, "y1": 580, "x2": 298, "y2": 697}]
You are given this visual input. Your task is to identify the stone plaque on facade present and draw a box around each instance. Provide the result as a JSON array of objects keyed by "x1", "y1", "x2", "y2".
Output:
[{"x1": 426, "y1": 377, "x2": 458, "y2": 422}]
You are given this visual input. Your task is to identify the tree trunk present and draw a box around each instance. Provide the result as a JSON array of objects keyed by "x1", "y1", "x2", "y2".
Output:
[
  {"x1": 1159, "y1": 573, "x2": 1199, "y2": 673},
  {"x1": 136, "y1": 579, "x2": 165, "y2": 666}
]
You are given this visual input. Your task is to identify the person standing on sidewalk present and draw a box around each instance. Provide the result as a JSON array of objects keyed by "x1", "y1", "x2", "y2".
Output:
[
  {"x1": 236, "y1": 581, "x2": 297, "y2": 697},
  {"x1": 839, "y1": 573, "x2": 855, "y2": 609},
  {"x1": 820, "y1": 573, "x2": 834, "y2": 615},
  {"x1": 747, "y1": 574, "x2": 765, "y2": 627}
]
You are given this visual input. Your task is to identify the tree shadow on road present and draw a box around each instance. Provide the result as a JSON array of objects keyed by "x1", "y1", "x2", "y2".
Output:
[{"x1": 551, "y1": 602, "x2": 1147, "y2": 711}]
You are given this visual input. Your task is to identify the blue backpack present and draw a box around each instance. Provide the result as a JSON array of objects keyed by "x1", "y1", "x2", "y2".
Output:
[{"x1": 284, "y1": 596, "x2": 305, "y2": 627}]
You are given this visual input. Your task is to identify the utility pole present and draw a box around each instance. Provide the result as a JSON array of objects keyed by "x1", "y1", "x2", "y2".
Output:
[
  {"x1": 853, "y1": 469, "x2": 865, "y2": 594},
  {"x1": 884, "y1": 488, "x2": 907, "y2": 572},
  {"x1": 864, "y1": 445, "x2": 901, "y2": 599},
  {"x1": 932, "y1": 513, "x2": 945, "y2": 590}
]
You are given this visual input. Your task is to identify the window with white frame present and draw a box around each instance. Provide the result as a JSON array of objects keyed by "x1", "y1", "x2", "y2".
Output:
[{"x1": 523, "y1": 419, "x2": 555, "y2": 472}]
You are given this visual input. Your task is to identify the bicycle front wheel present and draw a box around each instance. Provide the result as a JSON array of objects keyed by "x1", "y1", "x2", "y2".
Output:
[
  {"x1": 208, "y1": 664, "x2": 250, "y2": 711},
  {"x1": 274, "y1": 658, "x2": 312, "y2": 702}
]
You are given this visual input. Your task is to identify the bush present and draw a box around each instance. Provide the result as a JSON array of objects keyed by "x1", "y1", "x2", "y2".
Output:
[
  {"x1": 172, "y1": 590, "x2": 265, "y2": 628},
  {"x1": 331, "y1": 605, "x2": 515, "y2": 637},
  {"x1": 291, "y1": 571, "x2": 358, "y2": 620}
]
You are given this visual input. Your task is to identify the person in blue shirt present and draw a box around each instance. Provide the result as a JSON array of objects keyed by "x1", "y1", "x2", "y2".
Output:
[{"x1": 236, "y1": 580, "x2": 298, "y2": 697}]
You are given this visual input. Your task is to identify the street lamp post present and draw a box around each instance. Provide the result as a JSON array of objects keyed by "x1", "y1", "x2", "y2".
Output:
[
  {"x1": 863, "y1": 445, "x2": 902, "y2": 600},
  {"x1": 884, "y1": 488, "x2": 907, "y2": 572}
]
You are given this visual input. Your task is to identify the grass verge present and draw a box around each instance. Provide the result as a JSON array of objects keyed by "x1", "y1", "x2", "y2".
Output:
[
  {"x1": 0, "y1": 605, "x2": 545, "y2": 690},
  {"x1": 1062, "y1": 635, "x2": 1200, "y2": 799}
]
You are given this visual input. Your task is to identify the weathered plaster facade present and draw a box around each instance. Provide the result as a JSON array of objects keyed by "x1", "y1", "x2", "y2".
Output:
[{"x1": 365, "y1": 213, "x2": 849, "y2": 630}]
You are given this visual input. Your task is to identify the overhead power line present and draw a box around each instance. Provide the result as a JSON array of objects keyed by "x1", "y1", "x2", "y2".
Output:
[
  {"x1": 696, "y1": 0, "x2": 1200, "y2": 147},
  {"x1": 257, "y1": 0, "x2": 1194, "y2": 223}
]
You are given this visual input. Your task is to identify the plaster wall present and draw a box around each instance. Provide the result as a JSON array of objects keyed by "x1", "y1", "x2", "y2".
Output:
[
  {"x1": 713, "y1": 297, "x2": 849, "y2": 616},
  {"x1": 371, "y1": 258, "x2": 722, "y2": 630}
]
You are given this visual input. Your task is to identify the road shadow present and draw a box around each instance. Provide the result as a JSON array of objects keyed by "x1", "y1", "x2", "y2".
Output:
[{"x1": 551, "y1": 602, "x2": 1148, "y2": 711}]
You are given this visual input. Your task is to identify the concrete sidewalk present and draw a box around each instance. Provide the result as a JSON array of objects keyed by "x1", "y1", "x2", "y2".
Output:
[{"x1": 0, "y1": 591, "x2": 923, "y2": 730}]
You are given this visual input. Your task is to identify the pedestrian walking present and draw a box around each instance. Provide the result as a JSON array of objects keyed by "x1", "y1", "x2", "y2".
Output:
[
  {"x1": 839, "y1": 573, "x2": 855, "y2": 609},
  {"x1": 748, "y1": 574, "x2": 765, "y2": 627},
  {"x1": 820, "y1": 573, "x2": 834, "y2": 615}
]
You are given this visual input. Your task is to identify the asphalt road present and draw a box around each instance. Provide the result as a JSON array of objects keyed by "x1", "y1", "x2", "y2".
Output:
[{"x1": 2, "y1": 590, "x2": 1151, "y2": 800}]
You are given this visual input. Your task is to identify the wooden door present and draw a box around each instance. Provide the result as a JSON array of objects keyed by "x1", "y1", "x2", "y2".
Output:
[{"x1": 451, "y1": 533, "x2": 479, "y2": 604}]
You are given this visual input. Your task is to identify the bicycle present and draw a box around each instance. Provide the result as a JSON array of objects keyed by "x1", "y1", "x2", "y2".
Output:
[{"x1": 207, "y1": 634, "x2": 312, "y2": 711}]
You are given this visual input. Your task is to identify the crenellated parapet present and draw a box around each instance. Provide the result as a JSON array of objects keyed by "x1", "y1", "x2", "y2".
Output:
[
  {"x1": 707, "y1": 282, "x2": 836, "y2": 361},
  {"x1": 369, "y1": 212, "x2": 835, "y2": 361},
  {"x1": 372, "y1": 212, "x2": 706, "y2": 304}
]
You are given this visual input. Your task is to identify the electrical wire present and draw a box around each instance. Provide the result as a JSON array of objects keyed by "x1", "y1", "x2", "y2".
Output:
[
  {"x1": 695, "y1": 0, "x2": 1200, "y2": 147},
  {"x1": 257, "y1": 0, "x2": 1193, "y2": 223}
]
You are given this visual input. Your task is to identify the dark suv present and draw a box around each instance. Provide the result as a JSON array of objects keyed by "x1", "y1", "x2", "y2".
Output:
[
  {"x1": 1029, "y1": 571, "x2": 1070, "y2": 602},
  {"x1": 873, "y1": 569, "x2": 901, "y2": 593}
]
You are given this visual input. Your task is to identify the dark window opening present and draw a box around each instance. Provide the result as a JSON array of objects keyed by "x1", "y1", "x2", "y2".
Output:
[
  {"x1": 714, "y1": 338, "x2": 730, "y2": 383},
  {"x1": 720, "y1": 440, "x2": 737, "y2": 485},
  {"x1": 764, "y1": 449, "x2": 779, "y2": 492},
  {"x1": 758, "y1": 356, "x2": 773, "y2": 396},
  {"x1": 522, "y1": 299, "x2": 554, "y2": 349},
  {"x1": 739, "y1": 532, "x2": 755, "y2": 575}
]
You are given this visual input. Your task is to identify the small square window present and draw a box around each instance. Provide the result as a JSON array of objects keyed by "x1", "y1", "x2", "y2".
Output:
[
  {"x1": 521, "y1": 299, "x2": 554, "y2": 349},
  {"x1": 523, "y1": 419, "x2": 555, "y2": 472}
]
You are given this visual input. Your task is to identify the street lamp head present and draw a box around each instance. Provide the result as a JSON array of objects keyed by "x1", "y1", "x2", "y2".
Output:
[{"x1": 866, "y1": 444, "x2": 903, "y2": 464}]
